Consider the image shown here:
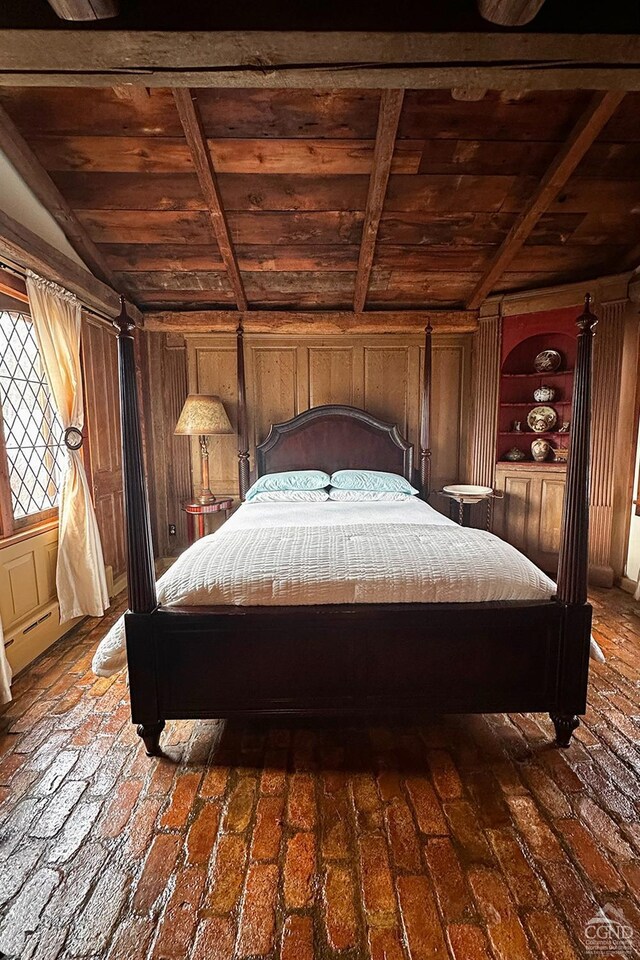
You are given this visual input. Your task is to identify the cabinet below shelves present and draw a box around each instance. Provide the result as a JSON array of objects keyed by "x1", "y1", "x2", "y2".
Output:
[{"x1": 493, "y1": 463, "x2": 566, "y2": 574}]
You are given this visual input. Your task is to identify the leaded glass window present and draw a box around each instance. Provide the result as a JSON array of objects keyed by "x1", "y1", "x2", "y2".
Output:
[{"x1": 0, "y1": 310, "x2": 66, "y2": 522}]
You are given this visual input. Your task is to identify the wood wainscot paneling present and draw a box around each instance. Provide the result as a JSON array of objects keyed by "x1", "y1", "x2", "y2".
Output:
[
  {"x1": 184, "y1": 331, "x2": 472, "y2": 514},
  {"x1": 81, "y1": 313, "x2": 126, "y2": 592},
  {"x1": 0, "y1": 524, "x2": 78, "y2": 675}
]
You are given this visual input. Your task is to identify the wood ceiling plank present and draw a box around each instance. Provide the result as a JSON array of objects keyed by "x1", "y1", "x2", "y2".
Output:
[
  {"x1": 52, "y1": 171, "x2": 371, "y2": 212},
  {"x1": 0, "y1": 207, "x2": 142, "y2": 322},
  {"x1": 27, "y1": 135, "x2": 423, "y2": 175},
  {"x1": 105, "y1": 244, "x2": 362, "y2": 273},
  {"x1": 385, "y1": 174, "x2": 532, "y2": 213},
  {"x1": 1, "y1": 31, "x2": 640, "y2": 88},
  {"x1": 144, "y1": 309, "x2": 479, "y2": 335},
  {"x1": 466, "y1": 90, "x2": 626, "y2": 309},
  {"x1": 0, "y1": 102, "x2": 123, "y2": 291},
  {"x1": 173, "y1": 87, "x2": 247, "y2": 309},
  {"x1": 76, "y1": 210, "x2": 217, "y2": 245},
  {"x1": 354, "y1": 90, "x2": 404, "y2": 312}
]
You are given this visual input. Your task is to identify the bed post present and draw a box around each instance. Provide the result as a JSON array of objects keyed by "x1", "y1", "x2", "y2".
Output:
[
  {"x1": 114, "y1": 299, "x2": 163, "y2": 756},
  {"x1": 237, "y1": 320, "x2": 250, "y2": 500},
  {"x1": 552, "y1": 293, "x2": 598, "y2": 746},
  {"x1": 420, "y1": 321, "x2": 433, "y2": 498}
]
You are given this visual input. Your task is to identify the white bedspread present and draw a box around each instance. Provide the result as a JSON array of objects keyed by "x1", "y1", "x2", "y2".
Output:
[{"x1": 92, "y1": 499, "x2": 557, "y2": 677}]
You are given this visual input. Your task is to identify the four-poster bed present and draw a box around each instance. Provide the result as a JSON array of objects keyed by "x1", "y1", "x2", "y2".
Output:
[{"x1": 114, "y1": 297, "x2": 596, "y2": 757}]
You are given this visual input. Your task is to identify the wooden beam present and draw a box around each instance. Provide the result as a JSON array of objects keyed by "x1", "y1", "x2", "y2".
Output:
[
  {"x1": 173, "y1": 88, "x2": 247, "y2": 310},
  {"x1": 0, "y1": 102, "x2": 124, "y2": 293},
  {"x1": 143, "y1": 310, "x2": 478, "y2": 335},
  {"x1": 466, "y1": 90, "x2": 625, "y2": 310},
  {"x1": 1, "y1": 32, "x2": 640, "y2": 88},
  {"x1": 621, "y1": 240, "x2": 640, "y2": 273},
  {"x1": 46, "y1": 0, "x2": 119, "y2": 19},
  {"x1": 354, "y1": 90, "x2": 404, "y2": 313},
  {"x1": 477, "y1": 0, "x2": 545, "y2": 26},
  {"x1": 0, "y1": 207, "x2": 143, "y2": 323}
]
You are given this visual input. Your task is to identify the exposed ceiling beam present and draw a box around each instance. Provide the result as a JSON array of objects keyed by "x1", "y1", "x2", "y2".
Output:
[
  {"x1": 620, "y1": 240, "x2": 640, "y2": 274},
  {"x1": 143, "y1": 310, "x2": 478, "y2": 335},
  {"x1": 354, "y1": 90, "x2": 404, "y2": 313},
  {"x1": 477, "y1": 0, "x2": 546, "y2": 26},
  {"x1": 45, "y1": 0, "x2": 119, "y2": 19},
  {"x1": 0, "y1": 102, "x2": 124, "y2": 293},
  {"x1": 0, "y1": 208, "x2": 143, "y2": 324},
  {"x1": 1, "y1": 32, "x2": 640, "y2": 88},
  {"x1": 466, "y1": 90, "x2": 625, "y2": 310},
  {"x1": 173, "y1": 88, "x2": 248, "y2": 311}
]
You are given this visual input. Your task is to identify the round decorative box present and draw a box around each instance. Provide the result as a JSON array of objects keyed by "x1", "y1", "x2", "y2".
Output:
[
  {"x1": 505, "y1": 446, "x2": 526, "y2": 462},
  {"x1": 533, "y1": 385, "x2": 555, "y2": 402},
  {"x1": 531, "y1": 438, "x2": 551, "y2": 462}
]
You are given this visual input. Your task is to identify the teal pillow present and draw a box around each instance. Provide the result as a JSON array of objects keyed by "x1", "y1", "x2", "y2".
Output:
[
  {"x1": 330, "y1": 469, "x2": 418, "y2": 496},
  {"x1": 246, "y1": 469, "x2": 330, "y2": 501}
]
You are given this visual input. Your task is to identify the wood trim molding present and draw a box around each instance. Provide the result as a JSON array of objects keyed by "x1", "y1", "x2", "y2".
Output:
[
  {"x1": 0, "y1": 208, "x2": 142, "y2": 324},
  {"x1": 173, "y1": 88, "x2": 247, "y2": 310},
  {"x1": 1, "y1": 32, "x2": 640, "y2": 88},
  {"x1": 144, "y1": 310, "x2": 478, "y2": 335},
  {"x1": 469, "y1": 312, "x2": 501, "y2": 490},
  {"x1": 589, "y1": 298, "x2": 627, "y2": 586},
  {"x1": 354, "y1": 90, "x2": 404, "y2": 313},
  {"x1": 467, "y1": 91, "x2": 626, "y2": 309},
  {"x1": 46, "y1": 0, "x2": 119, "y2": 19},
  {"x1": 0, "y1": 102, "x2": 123, "y2": 292}
]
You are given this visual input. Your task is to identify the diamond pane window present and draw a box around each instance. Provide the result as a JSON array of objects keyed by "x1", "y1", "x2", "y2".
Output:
[{"x1": 0, "y1": 310, "x2": 66, "y2": 521}]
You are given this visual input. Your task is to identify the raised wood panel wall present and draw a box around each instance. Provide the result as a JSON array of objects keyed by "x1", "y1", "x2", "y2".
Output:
[
  {"x1": 186, "y1": 333, "x2": 472, "y2": 503},
  {"x1": 81, "y1": 314, "x2": 126, "y2": 589},
  {"x1": 144, "y1": 332, "x2": 192, "y2": 557}
]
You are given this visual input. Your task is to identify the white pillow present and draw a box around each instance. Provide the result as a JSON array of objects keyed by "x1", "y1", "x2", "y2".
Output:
[
  {"x1": 330, "y1": 469, "x2": 418, "y2": 495},
  {"x1": 328, "y1": 488, "x2": 412, "y2": 502},
  {"x1": 246, "y1": 469, "x2": 330, "y2": 501},
  {"x1": 248, "y1": 489, "x2": 330, "y2": 503}
]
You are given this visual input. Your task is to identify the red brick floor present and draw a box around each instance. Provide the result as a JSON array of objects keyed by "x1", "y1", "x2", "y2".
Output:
[{"x1": 1, "y1": 587, "x2": 639, "y2": 959}]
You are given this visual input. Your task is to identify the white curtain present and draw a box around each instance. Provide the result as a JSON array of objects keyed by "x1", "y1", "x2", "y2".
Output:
[
  {"x1": 0, "y1": 615, "x2": 11, "y2": 704},
  {"x1": 26, "y1": 271, "x2": 109, "y2": 623}
]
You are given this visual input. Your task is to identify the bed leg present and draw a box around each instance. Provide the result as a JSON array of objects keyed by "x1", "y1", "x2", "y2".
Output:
[
  {"x1": 137, "y1": 721, "x2": 165, "y2": 757},
  {"x1": 550, "y1": 713, "x2": 579, "y2": 748}
]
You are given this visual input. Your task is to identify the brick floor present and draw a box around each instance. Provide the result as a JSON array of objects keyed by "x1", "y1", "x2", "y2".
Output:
[{"x1": 1, "y1": 587, "x2": 639, "y2": 958}]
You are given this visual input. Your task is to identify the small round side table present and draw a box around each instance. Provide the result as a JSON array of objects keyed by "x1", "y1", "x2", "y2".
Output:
[{"x1": 182, "y1": 498, "x2": 234, "y2": 544}]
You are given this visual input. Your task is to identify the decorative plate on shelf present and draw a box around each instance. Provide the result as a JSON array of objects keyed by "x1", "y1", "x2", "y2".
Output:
[
  {"x1": 527, "y1": 405, "x2": 557, "y2": 433},
  {"x1": 533, "y1": 349, "x2": 562, "y2": 373}
]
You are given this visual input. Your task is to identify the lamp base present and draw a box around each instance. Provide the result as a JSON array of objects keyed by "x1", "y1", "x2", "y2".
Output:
[{"x1": 197, "y1": 490, "x2": 217, "y2": 505}]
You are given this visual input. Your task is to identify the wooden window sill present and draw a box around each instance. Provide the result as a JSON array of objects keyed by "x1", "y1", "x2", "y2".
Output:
[{"x1": 0, "y1": 517, "x2": 59, "y2": 549}]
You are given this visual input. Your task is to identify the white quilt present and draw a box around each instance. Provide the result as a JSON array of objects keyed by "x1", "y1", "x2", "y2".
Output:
[{"x1": 92, "y1": 499, "x2": 557, "y2": 678}]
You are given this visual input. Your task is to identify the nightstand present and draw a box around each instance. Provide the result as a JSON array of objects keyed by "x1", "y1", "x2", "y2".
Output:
[{"x1": 182, "y1": 497, "x2": 235, "y2": 544}]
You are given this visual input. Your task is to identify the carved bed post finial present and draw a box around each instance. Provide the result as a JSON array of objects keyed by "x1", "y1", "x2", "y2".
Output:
[
  {"x1": 113, "y1": 297, "x2": 156, "y2": 614},
  {"x1": 420, "y1": 321, "x2": 433, "y2": 498},
  {"x1": 556, "y1": 293, "x2": 598, "y2": 606},
  {"x1": 236, "y1": 319, "x2": 250, "y2": 500}
]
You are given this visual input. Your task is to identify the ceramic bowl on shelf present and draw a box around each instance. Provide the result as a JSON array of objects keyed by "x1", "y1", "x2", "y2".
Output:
[
  {"x1": 442, "y1": 484, "x2": 493, "y2": 503},
  {"x1": 533, "y1": 385, "x2": 555, "y2": 402},
  {"x1": 504, "y1": 447, "x2": 527, "y2": 462},
  {"x1": 533, "y1": 349, "x2": 562, "y2": 373}
]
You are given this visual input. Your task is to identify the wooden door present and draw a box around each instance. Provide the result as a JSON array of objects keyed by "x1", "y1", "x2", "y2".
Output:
[{"x1": 81, "y1": 315, "x2": 126, "y2": 594}]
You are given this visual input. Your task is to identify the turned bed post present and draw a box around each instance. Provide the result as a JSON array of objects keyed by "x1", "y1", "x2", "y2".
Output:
[
  {"x1": 237, "y1": 320, "x2": 250, "y2": 500},
  {"x1": 114, "y1": 299, "x2": 162, "y2": 755},
  {"x1": 552, "y1": 293, "x2": 598, "y2": 746},
  {"x1": 420, "y1": 321, "x2": 433, "y2": 498}
]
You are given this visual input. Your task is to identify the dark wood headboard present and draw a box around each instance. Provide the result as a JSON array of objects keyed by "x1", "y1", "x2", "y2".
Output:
[{"x1": 255, "y1": 404, "x2": 413, "y2": 481}]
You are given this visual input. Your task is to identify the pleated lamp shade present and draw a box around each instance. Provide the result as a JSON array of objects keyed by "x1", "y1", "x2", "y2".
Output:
[{"x1": 175, "y1": 395, "x2": 233, "y2": 436}]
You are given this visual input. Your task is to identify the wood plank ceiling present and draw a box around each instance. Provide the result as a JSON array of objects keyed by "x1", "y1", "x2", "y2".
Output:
[{"x1": 0, "y1": 86, "x2": 638, "y2": 312}]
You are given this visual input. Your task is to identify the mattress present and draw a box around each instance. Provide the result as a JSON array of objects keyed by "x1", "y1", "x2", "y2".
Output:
[{"x1": 92, "y1": 498, "x2": 557, "y2": 678}]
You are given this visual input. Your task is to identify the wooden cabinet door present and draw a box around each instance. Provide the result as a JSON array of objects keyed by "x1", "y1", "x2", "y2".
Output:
[
  {"x1": 494, "y1": 465, "x2": 566, "y2": 575},
  {"x1": 81, "y1": 316, "x2": 126, "y2": 593}
]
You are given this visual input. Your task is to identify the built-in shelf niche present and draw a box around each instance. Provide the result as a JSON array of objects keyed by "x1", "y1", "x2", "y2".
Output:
[{"x1": 497, "y1": 329, "x2": 577, "y2": 466}]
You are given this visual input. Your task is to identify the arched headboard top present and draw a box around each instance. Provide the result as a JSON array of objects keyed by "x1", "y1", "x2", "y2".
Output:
[{"x1": 256, "y1": 404, "x2": 413, "y2": 481}]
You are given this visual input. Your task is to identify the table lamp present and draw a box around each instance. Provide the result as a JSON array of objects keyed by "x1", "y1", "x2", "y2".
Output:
[{"x1": 175, "y1": 394, "x2": 233, "y2": 504}]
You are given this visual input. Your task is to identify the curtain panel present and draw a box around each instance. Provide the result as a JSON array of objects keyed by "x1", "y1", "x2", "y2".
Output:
[{"x1": 26, "y1": 271, "x2": 109, "y2": 623}]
